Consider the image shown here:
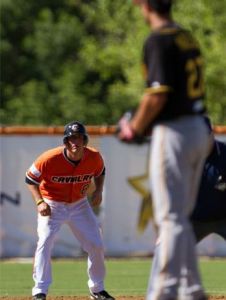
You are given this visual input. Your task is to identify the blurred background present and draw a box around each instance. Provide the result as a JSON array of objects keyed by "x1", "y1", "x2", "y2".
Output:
[{"x1": 1, "y1": 0, "x2": 226, "y2": 126}]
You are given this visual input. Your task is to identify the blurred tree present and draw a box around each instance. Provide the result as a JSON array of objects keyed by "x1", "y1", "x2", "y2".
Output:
[
  {"x1": 174, "y1": 0, "x2": 226, "y2": 124},
  {"x1": 0, "y1": 0, "x2": 225, "y2": 125}
]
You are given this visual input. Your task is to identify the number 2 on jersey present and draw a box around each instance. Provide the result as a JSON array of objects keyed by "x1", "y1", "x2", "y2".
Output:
[{"x1": 186, "y1": 56, "x2": 204, "y2": 99}]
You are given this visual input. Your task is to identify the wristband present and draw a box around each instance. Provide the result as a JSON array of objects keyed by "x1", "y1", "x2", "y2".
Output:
[{"x1": 36, "y1": 199, "x2": 44, "y2": 206}]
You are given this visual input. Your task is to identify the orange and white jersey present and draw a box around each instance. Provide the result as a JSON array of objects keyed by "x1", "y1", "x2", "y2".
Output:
[{"x1": 26, "y1": 146, "x2": 105, "y2": 203}]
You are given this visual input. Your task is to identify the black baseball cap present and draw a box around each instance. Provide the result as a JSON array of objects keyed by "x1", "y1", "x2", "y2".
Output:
[
  {"x1": 133, "y1": 0, "x2": 172, "y2": 14},
  {"x1": 63, "y1": 121, "x2": 89, "y2": 144},
  {"x1": 148, "y1": 0, "x2": 172, "y2": 13}
]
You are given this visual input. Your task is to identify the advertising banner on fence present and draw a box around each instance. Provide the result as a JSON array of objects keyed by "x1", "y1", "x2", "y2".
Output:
[{"x1": 0, "y1": 133, "x2": 226, "y2": 257}]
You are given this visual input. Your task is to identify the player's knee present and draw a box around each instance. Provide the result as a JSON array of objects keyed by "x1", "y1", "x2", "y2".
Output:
[
  {"x1": 84, "y1": 240, "x2": 104, "y2": 255},
  {"x1": 37, "y1": 232, "x2": 55, "y2": 249}
]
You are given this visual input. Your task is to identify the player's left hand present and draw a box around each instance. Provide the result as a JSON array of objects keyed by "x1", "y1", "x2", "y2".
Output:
[{"x1": 90, "y1": 190, "x2": 102, "y2": 207}]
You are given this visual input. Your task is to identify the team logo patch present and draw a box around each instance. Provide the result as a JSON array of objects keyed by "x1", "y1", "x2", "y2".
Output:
[
  {"x1": 71, "y1": 124, "x2": 79, "y2": 131},
  {"x1": 151, "y1": 81, "x2": 161, "y2": 88}
]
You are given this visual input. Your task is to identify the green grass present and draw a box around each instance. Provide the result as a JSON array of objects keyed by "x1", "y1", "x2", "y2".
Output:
[{"x1": 0, "y1": 258, "x2": 225, "y2": 297}]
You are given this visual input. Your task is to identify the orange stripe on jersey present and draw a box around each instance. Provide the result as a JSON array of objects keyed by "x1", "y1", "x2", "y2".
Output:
[{"x1": 26, "y1": 146, "x2": 104, "y2": 203}]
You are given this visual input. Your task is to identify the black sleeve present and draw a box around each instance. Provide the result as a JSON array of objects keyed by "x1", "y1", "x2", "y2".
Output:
[
  {"x1": 25, "y1": 176, "x2": 39, "y2": 185},
  {"x1": 101, "y1": 167, "x2": 106, "y2": 176},
  {"x1": 143, "y1": 35, "x2": 174, "y2": 89}
]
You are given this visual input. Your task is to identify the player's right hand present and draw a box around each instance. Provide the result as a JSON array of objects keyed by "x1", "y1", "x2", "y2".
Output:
[
  {"x1": 116, "y1": 110, "x2": 150, "y2": 144},
  {"x1": 117, "y1": 112, "x2": 135, "y2": 142},
  {"x1": 38, "y1": 201, "x2": 51, "y2": 216}
]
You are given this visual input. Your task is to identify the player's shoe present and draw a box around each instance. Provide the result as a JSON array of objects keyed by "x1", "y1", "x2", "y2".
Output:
[
  {"x1": 32, "y1": 293, "x2": 46, "y2": 300},
  {"x1": 90, "y1": 290, "x2": 115, "y2": 300}
]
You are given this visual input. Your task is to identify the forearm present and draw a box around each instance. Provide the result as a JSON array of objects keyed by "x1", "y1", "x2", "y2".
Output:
[
  {"x1": 90, "y1": 175, "x2": 105, "y2": 207},
  {"x1": 130, "y1": 93, "x2": 167, "y2": 134},
  {"x1": 94, "y1": 175, "x2": 105, "y2": 192},
  {"x1": 26, "y1": 183, "x2": 51, "y2": 216},
  {"x1": 26, "y1": 183, "x2": 43, "y2": 203}
]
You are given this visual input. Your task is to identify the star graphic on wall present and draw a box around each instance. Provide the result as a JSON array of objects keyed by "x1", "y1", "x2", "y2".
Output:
[{"x1": 127, "y1": 173, "x2": 153, "y2": 233}]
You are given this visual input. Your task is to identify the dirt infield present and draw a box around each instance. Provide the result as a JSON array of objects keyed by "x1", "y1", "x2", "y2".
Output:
[{"x1": 0, "y1": 296, "x2": 226, "y2": 300}]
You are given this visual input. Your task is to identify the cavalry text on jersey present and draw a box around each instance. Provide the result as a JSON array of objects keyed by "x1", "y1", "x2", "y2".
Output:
[{"x1": 51, "y1": 174, "x2": 93, "y2": 183}]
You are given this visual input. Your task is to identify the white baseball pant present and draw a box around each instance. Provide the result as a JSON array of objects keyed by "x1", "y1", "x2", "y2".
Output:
[{"x1": 32, "y1": 198, "x2": 105, "y2": 296}]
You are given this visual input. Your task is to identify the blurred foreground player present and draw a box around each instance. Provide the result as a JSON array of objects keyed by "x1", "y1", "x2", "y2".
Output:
[
  {"x1": 118, "y1": 0, "x2": 211, "y2": 299},
  {"x1": 148, "y1": 119, "x2": 226, "y2": 298},
  {"x1": 25, "y1": 121, "x2": 115, "y2": 300}
]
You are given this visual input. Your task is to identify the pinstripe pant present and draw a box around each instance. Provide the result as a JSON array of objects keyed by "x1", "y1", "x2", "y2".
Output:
[{"x1": 147, "y1": 116, "x2": 211, "y2": 300}]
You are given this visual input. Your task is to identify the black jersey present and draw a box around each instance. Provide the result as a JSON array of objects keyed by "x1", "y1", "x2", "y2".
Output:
[{"x1": 143, "y1": 23, "x2": 206, "y2": 122}]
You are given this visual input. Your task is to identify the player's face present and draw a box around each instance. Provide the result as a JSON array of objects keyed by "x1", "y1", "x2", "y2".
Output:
[{"x1": 66, "y1": 133, "x2": 85, "y2": 157}]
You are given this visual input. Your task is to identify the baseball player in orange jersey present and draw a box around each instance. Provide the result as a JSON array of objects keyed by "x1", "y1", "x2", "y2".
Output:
[{"x1": 25, "y1": 121, "x2": 115, "y2": 300}]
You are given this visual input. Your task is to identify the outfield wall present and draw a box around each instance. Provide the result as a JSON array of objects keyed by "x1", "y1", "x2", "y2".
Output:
[{"x1": 0, "y1": 126, "x2": 226, "y2": 258}]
